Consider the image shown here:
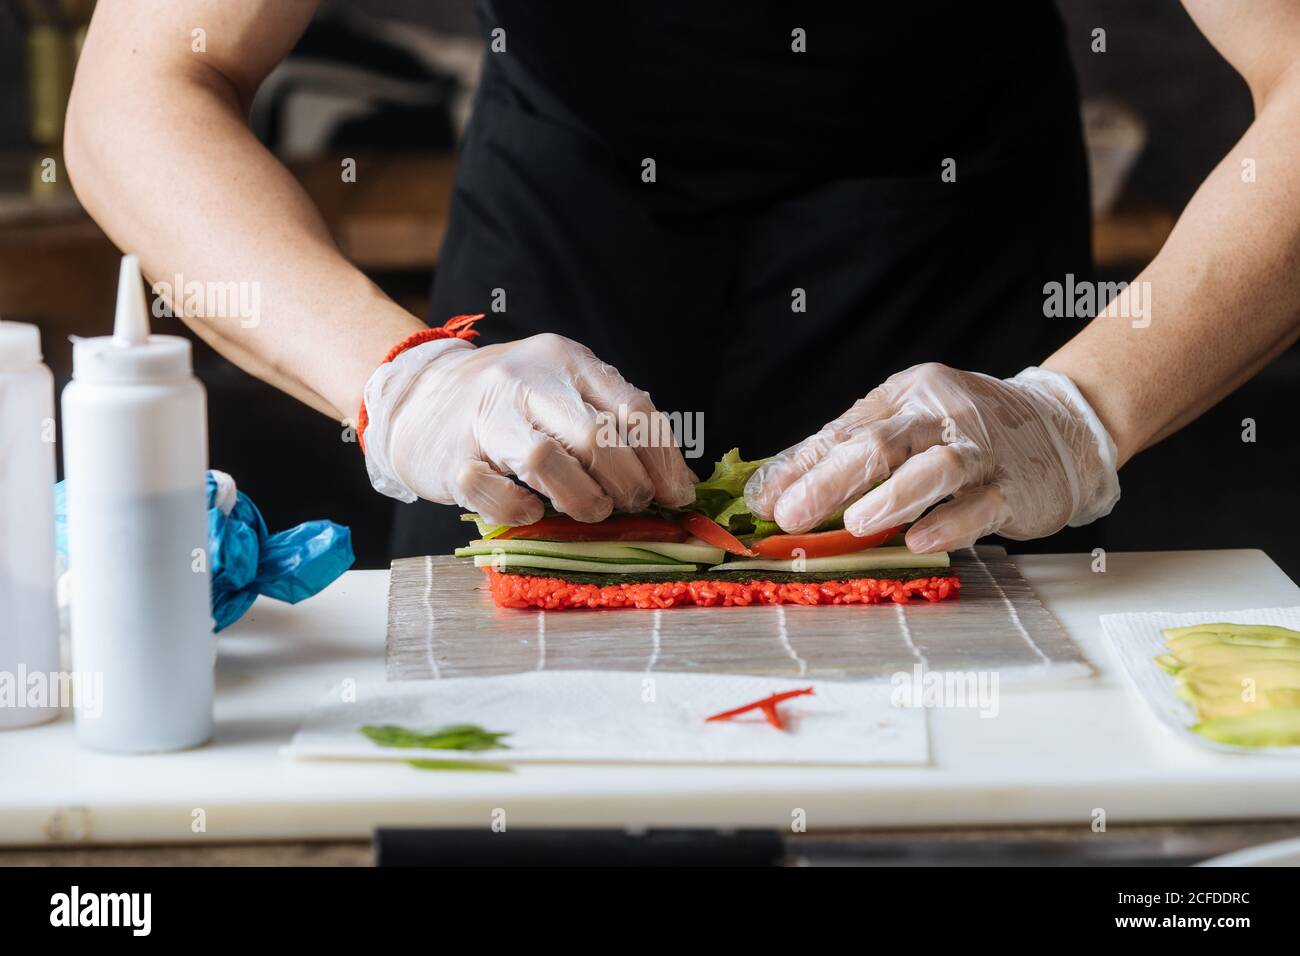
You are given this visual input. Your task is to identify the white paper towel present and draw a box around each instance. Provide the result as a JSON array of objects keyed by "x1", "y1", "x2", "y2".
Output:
[
  {"x1": 285, "y1": 671, "x2": 928, "y2": 767},
  {"x1": 1101, "y1": 606, "x2": 1300, "y2": 757}
]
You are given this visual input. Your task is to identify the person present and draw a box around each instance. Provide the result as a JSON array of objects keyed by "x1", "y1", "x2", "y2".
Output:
[{"x1": 65, "y1": 2, "x2": 1300, "y2": 558}]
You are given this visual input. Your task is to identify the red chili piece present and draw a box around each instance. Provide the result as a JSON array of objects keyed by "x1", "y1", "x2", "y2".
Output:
[{"x1": 705, "y1": 687, "x2": 815, "y2": 731}]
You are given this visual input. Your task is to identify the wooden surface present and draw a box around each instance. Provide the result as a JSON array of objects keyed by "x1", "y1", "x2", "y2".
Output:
[
  {"x1": 1092, "y1": 200, "x2": 1176, "y2": 269},
  {"x1": 0, "y1": 145, "x2": 1172, "y2": 369},
  {"x1": 285, "y1": 152, "x2": 458, "y2": 270},
  {"x1": 6, "y1": 819, "x2": 1300, "y2": 866},
  {"x1": 0, "y1": 841, "x2": 372, "y2": 867},
  {"x1": 0, "y1": 151, "x2": 459, "y2": 371}
]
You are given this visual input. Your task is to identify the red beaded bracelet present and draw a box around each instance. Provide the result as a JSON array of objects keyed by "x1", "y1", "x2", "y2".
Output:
[{"x1": 356, "y1": 313, "x2": 484, "y2": 453}]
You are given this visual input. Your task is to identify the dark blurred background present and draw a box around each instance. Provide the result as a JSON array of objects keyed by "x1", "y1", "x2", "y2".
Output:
[{"x1": 1, "y1": 1, "x2": 1295, "y2": 577}]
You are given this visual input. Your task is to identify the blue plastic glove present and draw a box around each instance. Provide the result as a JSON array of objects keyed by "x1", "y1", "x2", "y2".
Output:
[{"x1": 55, "y1": 470, "x2": 354, "y2": 632}]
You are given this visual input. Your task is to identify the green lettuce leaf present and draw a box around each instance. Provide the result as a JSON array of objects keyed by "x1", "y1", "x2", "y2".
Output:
[
  {"x1": 710, "y1": 495, "x2": 779, "y2": 541},
  {"x1": 463, "y1": 449, "x2": 774, "y2": 534},
  {"x1": 710, "y1": 494, "x2": 851, "y2": 542},
  {"x1": 675, "y1": 448, "x2": 771, "y2": 520},
  {"x1": 712, "y1": 495, "x2": 753, "y2": 532},
  {"x1": 695, "y1": 448, "x2": 769, "y2": 500}
]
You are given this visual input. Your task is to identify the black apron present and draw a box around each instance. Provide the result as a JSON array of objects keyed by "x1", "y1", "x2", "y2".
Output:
[{"x1": 394, "y1": 1, "x2": 1093, "y2": 557}]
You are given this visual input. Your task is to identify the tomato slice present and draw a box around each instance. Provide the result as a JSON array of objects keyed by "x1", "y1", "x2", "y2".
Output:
[
  {"x1": 499, "y1": 515, "x2": 688, "y2": 542},
  {"x1": 751, "y1": 525, "x2": 905, "y2": 560},
  {"x1": 679, "y1": 512, "x2": 758, "y2": 557}
]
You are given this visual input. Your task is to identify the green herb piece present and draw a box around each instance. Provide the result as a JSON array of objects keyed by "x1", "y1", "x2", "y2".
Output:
[
  {"x1": 406, "y1": 759, "x2": 513, "y2": 773},
  {"x1": 361, "y1": 723, "x2": 511, "y2": 752}
]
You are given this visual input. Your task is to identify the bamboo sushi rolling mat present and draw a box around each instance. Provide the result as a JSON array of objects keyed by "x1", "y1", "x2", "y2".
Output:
[{"x1": 386, "y1": 546, "x2": 1095, "y2": 684}]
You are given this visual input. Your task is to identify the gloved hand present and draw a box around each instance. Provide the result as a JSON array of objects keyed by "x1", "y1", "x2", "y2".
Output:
[
  {"x1": 362, "y1": 332, "x2": 699, "y2": 525},
  {"x1": 744, "y1": 363, "x2": 1121, "y2": 552}
]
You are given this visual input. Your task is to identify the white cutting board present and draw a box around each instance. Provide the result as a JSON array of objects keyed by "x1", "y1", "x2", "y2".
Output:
[{"x1": 2, "y1": 550, "x2": 1298, "y2": 845}]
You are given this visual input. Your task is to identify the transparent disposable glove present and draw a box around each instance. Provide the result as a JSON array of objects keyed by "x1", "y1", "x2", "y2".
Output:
[
  {"x1": 362, "y1": 332, "x2": 698, "y2": 525},
  {"x1": 744, "y1": 363, "x2": 1120, "y2": 553}
]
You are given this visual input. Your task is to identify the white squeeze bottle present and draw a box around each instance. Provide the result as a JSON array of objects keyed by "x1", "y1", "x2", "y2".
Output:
[
  {"x1": 0, "y1": 321, "x2": 59, "y2": 728},
  {"x1": 62, "y1": 254, "x2": 213, "y2": 752}
]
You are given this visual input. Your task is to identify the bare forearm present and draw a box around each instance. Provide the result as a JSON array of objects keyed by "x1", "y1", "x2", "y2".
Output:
[
  {"x1": 1046, "y1": 71, "x2": 1300, "y2": 466},
  {"x1": 64, "y1": 13, "x2": 422, "y2": 420}
]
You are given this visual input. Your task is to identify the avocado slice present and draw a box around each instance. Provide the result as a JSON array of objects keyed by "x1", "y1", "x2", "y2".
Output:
[
  {"x1": 1166, "y1": 633, "x2": 1230, "y2": 650},
  {"x1": 1171, "y1": 643, "x2": 1300, "y2": 667},
  {"x1": 1190, "y1": 690, "x2": 1300, "y2": 721},
  {"x1": 1168, "y1": 632, "x2": 1300, "y2": 653},
  {"x1": 1164, "y1": 623, "x2": 1300, "y2": 647},
  {"x1": 1155, "y1": 624, "x2": 1300, "y2": 746},
  {"x1": 1176, "y1": 661, "x2": 1300, "y2": 690},
  {"x1": 1192, "y1": 708, "x2": 1300, "y2": 747},
  {"x1": 1155, "y1": 654, "x2": 1184, "y2": 675}
]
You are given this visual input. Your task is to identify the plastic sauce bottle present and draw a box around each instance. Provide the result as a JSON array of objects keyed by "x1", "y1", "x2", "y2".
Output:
[
  {"x1": 0, "y1": 321, "x2": 60, "y2": 729},
  {"x1": 61, "y1": 255, "x2": 213, "y2": 752}
]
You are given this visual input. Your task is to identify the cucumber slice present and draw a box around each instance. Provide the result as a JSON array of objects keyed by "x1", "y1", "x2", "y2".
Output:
[
  {"x1": 494, "y1": 566, "x2": 946, "y2": 585},
  {"x1": 455, "y1": 538, "x2": 681, "y2": 564},
  {"x1": 472, "y1": 553, "x2": 698, "y2": 575},
  {"x1": 626, "y1": 540, "x2": 725, "y2": 565},
  {"x1": 708, "y1": 546, "x2": 949, "y2": 574}
]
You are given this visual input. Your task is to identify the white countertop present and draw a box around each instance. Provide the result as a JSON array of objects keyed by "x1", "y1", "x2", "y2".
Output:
[{"x1": 3, "y1": 550, "x2": 1298, "y2": 846}]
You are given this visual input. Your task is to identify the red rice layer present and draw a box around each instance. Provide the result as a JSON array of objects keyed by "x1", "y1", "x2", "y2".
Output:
[{"x1": 485, "y1": 569, "x2": 960, "y2": 610}]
